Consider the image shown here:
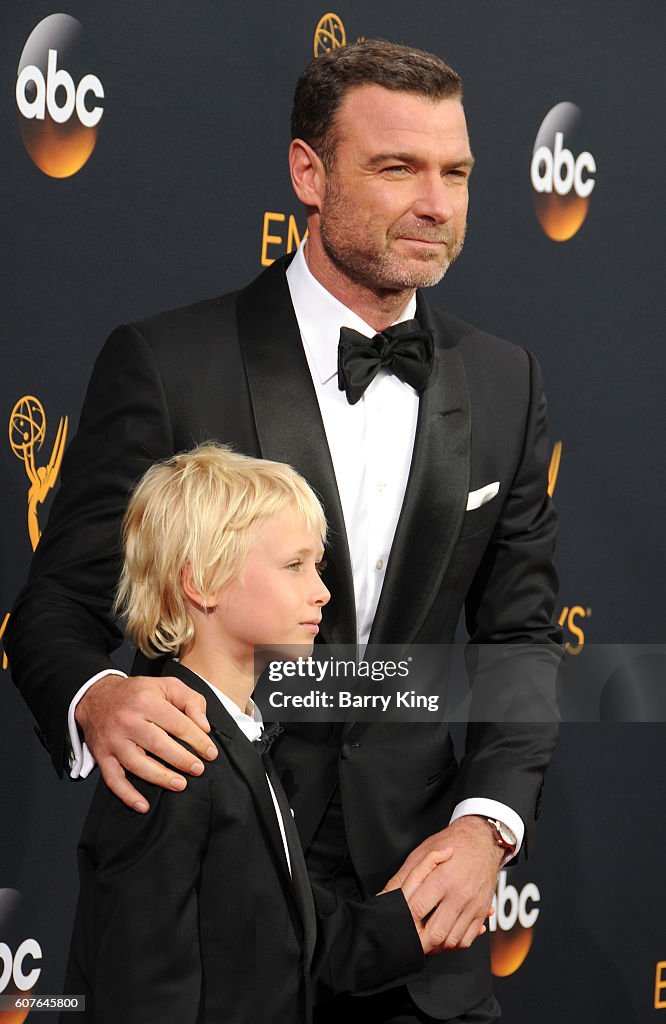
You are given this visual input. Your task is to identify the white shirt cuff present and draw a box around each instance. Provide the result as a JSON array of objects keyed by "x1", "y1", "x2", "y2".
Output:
[
  {"x1": 67, "y1": 669, "x2": 128, "y2": 778},
  {"x1": 450, "y1": 798, "x2": 524, "y2": 863}
]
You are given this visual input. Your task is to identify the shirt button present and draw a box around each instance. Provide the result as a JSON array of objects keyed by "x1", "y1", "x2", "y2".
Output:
[{"x1": 375, "y1": 559, "x2": 384, "y2": 571}]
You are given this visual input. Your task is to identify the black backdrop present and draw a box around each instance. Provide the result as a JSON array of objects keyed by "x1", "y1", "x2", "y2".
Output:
[{"x1": 2, "y1": 2, "x2": 665, "y2": 1021}]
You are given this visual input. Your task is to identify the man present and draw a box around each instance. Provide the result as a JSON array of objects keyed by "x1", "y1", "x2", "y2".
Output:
[{"x1": 8, "y1": 41, "x2": 560, "y2": 1023}]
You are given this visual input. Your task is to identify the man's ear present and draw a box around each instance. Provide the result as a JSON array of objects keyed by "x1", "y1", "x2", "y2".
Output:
[{"x1": 289, "y1": 138, "x2": 326, "y2": 210}]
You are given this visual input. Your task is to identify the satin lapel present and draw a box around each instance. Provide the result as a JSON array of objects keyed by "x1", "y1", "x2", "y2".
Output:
[
  {"x1": 166, "y1": 662, "x2": 297, "y2": 907},
  {"x1": 212, "y1": 726, "x2": 300, "y2": 908},
  {"x1": 236, "y1": 258, "x2": 356, "y2": 645},
  {"x1": 263, "y1": 754, "x2": 317, "y2": 968},
  {"x1": 368, "y1": 294, "x2": 471, "y2": 647}
]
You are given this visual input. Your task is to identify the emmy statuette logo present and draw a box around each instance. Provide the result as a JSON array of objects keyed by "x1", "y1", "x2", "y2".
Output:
[
  {"x1": 9, "y1": 396, "x2": 68, "y2": 553},
  {"x1": 314, "y1": 13, "x2": 346, "y2": 56},
  {"x1": 2, "y1": 396, "x2": 67, "y2": 671},
  {"x1": 16, "y1": 13, "x2": 104, "y2": 178}
]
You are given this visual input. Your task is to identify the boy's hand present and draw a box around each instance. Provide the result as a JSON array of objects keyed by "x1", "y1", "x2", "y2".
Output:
[{"x1": 75, "y1": 673, "x2": 218, "y2": 812}]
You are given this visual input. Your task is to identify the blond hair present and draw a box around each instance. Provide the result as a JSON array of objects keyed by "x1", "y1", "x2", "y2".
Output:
[{"x1": 115, "y1": 444, "x2": 327, "y2": 657}]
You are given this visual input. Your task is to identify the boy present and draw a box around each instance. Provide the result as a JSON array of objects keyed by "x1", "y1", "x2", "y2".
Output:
[{"x1": 62, "y1": 445, "x2": 440, "y2": 1023}]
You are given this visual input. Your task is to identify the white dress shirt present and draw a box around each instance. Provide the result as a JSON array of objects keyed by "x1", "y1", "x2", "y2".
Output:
[{"x1": 286, "y1": 243, "x2": 419, "y2": 647}]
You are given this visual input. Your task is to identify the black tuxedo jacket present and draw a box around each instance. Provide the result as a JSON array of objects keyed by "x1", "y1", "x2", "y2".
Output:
[
  {"x1": 62, "y1": 661, "x2": 423, "y2": 1024},
  {"x1": 9, "y1": 256, "x2": 560, "y2": 1018}
]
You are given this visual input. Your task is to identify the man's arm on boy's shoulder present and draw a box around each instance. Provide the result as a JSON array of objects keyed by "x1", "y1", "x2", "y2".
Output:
[{"x1": 74, "y1": 673, "x2": 217, "y2": 811}]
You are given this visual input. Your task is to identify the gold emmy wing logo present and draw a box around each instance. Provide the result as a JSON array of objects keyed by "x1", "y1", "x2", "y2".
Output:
[
  {"x1": 9, "y1": 395, "x2": 68, "y2": 552},
  {"x1": 314, "y1": 13, "x2": 346, "y2": 55}
]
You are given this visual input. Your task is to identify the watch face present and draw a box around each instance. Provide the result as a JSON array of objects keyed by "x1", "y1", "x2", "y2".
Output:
[{"x1": 489, "y1": 819, "x2": 516, "y2": 848}]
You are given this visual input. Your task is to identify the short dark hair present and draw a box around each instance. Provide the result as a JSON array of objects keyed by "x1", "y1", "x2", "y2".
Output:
[{"x1": 291, "y1": 40, "x2": 463, "y2": 169}]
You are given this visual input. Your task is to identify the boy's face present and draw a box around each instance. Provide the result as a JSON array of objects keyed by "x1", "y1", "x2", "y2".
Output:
[{"x1": 214, "y1": 507, "x2": 329, "y2": 660}]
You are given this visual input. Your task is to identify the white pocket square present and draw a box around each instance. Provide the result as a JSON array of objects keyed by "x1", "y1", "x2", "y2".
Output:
[{"x1": 466, "y1": 481, "x2": 500, "y2": 511}]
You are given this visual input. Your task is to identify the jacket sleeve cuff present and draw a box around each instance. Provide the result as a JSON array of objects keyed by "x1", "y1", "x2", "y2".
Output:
[{"x1": 314, "y1": 888, "x2": 425, "y2": 1002}]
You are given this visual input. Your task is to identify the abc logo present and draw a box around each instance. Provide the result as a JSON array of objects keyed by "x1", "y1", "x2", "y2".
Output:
[
  {"x1": 16, "y1": 13, "x2": 104, "y2": 178},
  {"x1": 530, "y1": 102, "x2": 596, "y2": 241},
  {"x1": 489, "y1": 870, "x2": 540, "y2": 977},
  {"x1": 0, "y1": 940, "x2": 42, "y2": 993},
  {"x1": 0, "y1": 890, "x2": 42, "y2": 1011}
]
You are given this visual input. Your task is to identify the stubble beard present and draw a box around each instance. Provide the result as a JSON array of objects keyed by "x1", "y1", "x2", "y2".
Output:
[{"x1": 319, "y1": 177, "x2": 466, "y2": 295}]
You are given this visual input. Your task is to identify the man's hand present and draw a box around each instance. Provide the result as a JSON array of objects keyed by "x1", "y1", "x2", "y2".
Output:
[
  {"x1": 75, "y1": 674, "x2": 218, "y2": 813},
  {"x1": 383, "y1": 816, "x2": 502, "y2": 952}
]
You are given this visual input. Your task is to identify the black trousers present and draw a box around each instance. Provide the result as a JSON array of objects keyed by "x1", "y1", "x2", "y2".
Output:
[
  {"x1": 308, "y1": 787, "x2": 501, "y2": 1024},
  {"x1": 314, "y1": 990, "x2": 502, "y2": 1024}
]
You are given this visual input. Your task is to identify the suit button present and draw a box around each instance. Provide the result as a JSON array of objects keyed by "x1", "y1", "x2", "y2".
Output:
[{"x1": 341, "y1": 741, "x2": 360, "y2": 759}]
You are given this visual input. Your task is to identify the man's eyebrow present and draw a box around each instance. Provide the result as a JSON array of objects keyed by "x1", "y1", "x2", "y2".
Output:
[
  {"x1": 366, "y1": 152, "x2": 476, "y2": 170},
  {"x1": 366, "y1": 152, "x2": 418, "y2": 167}
]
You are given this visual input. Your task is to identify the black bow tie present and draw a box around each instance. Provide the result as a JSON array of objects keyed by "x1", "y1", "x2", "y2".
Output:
[
  {"x1": 253, "y1": 721, "x2": 283, "y2": 755},
  {"x1": 337, "y1": 319, "x2": 434, "y2": 406}
]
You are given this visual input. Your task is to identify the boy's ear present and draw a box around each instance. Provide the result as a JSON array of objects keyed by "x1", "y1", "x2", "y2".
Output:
[
  {"x1": 181, "y1": 562, "x2": 217, "y2": 611},
  {"x1": 181, "y1": 561, "x2": 200, "y2": 603}
]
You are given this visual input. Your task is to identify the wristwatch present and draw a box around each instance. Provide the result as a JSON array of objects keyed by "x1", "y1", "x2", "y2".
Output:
[{"x1": 485, "y1": 818, "x2": 517, "y2": 852}]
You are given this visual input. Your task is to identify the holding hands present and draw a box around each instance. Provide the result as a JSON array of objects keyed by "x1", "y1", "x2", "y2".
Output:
[{"x1": 383, "y1": 816, "x2": 501, "y2": 954}]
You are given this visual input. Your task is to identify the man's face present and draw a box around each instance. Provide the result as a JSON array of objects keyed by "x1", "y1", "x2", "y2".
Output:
[{"x1": 317, "y1": 85, "x2": 473, "y2": 293}]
